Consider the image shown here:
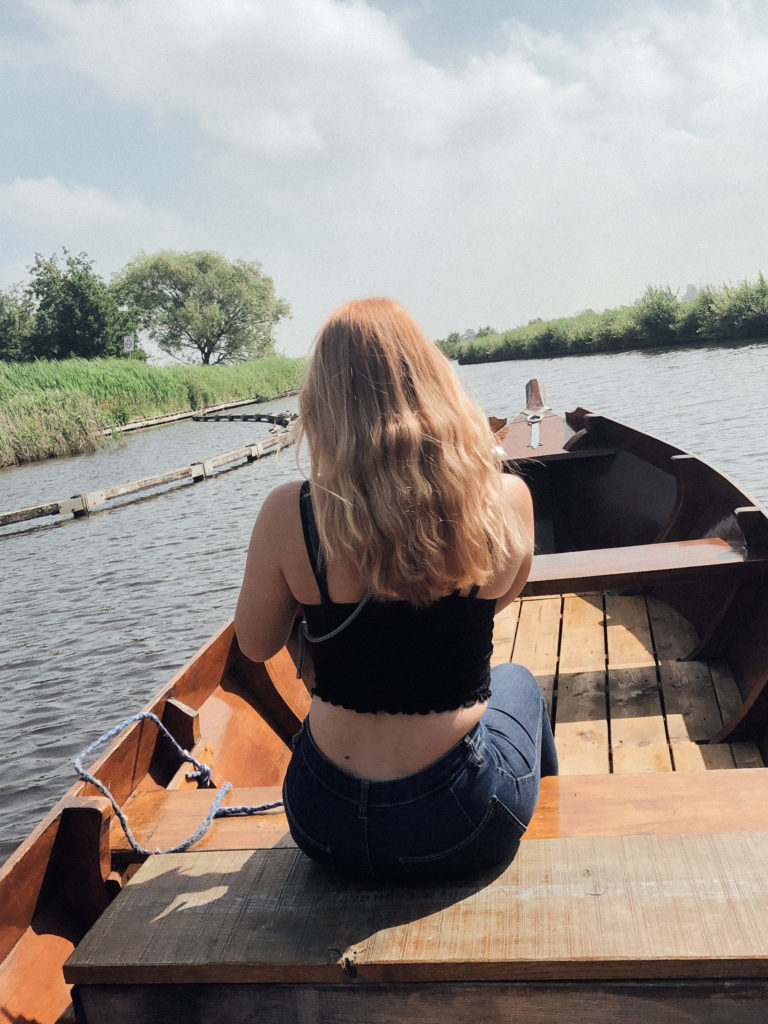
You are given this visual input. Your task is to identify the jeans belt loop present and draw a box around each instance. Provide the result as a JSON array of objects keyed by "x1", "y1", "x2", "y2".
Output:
[
  {"x1": 464, "y1": 734, "x2": 484, "y2": 767},
  {"x1": 358, "y1": 780, "x2": 370, "y2": 820}
]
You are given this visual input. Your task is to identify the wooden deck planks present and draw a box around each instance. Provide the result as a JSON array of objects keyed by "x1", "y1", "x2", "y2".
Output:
[
  {"x1": 509, "y1": 596, "x2": 561, "y2": 715},
  {"x1": 647, "y1": 596, "x2": 735, "y2": 770},
  {"x1": 708, "y1": 659, "x2": 764, "y2": 768},
  {"x1": 605, "y1": 595, "x2": 672, "y2": 774},
  {"x1": 508, "y1": 592, "x2": 763, "y2": 775},
  {"x1": 490, "y1": 600, "x2": 519, "y2": 668},
  {"x1": 555, "y1": 595, "x2": 610, "y2": 775}
]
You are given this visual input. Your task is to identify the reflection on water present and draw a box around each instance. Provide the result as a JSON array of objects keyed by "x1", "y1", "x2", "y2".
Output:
[{"x1": 1, "y1": 346, "x2": 766, "y2": 863}]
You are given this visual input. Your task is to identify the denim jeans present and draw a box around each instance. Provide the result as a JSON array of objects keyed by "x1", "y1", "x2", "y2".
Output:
[{"x1": 283, "y1": 663, "x2": 558, "y2": 882}]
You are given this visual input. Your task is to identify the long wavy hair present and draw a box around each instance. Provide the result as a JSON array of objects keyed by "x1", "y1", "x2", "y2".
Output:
[{"x1": 299, "y1": 298, "x2": 528, "y2": 605}]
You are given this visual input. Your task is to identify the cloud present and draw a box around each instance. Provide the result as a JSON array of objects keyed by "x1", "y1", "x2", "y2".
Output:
[
  {"x1": 0, "y1": 176, "x2": 162, "y2": 229},
  {"x1": 0, "y1": 176, "x2": 190, "y2": 290},
  {"x1": 11, "y1": 0, "x2": 768, "y2": 349}
]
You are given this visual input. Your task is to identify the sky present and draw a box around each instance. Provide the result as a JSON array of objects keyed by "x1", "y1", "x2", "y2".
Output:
[{"x1": 2, "y1": 0, "x2": 768, "y2": 358}]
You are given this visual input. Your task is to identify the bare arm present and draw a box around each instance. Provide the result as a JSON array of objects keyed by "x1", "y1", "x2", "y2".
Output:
[
  {"x1": 234, "y1": 484, "x2": 300, "y2": 663},
  {"x1": 494, "y1": 472, "x2": 535, "y2": 613}
]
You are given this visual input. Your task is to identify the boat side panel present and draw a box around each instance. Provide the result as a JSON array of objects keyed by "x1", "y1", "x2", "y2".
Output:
[{"x1": 72, "y1": 978, "x2": 768, "y2": 1024}]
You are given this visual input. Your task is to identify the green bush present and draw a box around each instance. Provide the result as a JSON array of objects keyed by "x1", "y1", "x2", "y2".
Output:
[{"x1": 448, "y1": 275, "x2": 768, "y2": 364}]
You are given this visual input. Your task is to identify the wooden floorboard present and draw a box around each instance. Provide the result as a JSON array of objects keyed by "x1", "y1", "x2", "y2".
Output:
[
  {"x1": 509, "y1": 596, "x2": 560, "y2": 716},
  {"x1": 509, "y1": 594, "x2": 764, "y2": 775},
  {"x1": 555, "y1": 595, "x2": 609, "y2": 775},
  {"x1": 490, "y1": 600, "x2": 519, "y2": 668}
]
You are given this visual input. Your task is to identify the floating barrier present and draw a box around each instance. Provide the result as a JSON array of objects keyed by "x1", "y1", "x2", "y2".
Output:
[
  {"x1": 102, "y1": 398, "x2": 263, "y2": 436},
  {"x1": 103, "y1": 393, "x2": 298, "y2": 436},
  {"x1": 0, "y1": 432, "x2": 290, "y2": 529},
  {"x1": 193, "y1": 411, "x2": 295, "y2": 426}
]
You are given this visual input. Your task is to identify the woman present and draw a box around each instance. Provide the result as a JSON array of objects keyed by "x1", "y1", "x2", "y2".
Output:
[{"x1": 235, "y1": 297, "x2": 557, "y2": 882}]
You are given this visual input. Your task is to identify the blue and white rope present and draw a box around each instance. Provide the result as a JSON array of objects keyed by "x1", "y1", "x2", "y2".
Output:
[{"x1": 72, "y1": 711, "x2": 283, "y2": 856}]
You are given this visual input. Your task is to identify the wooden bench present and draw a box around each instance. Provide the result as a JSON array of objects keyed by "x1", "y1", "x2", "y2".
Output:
[
  {"x1": 108, "y1": 768, "x2": 768, "y2": 864},
  {"x1": 69, "y1": 768, "x2": 768, "y2": 1024},
  {"x1": 523, "y1": 534, "x2": 767, "y2": 597}
]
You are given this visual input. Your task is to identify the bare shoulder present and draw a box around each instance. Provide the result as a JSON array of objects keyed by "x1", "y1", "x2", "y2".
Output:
[
  {"x1": 260, "y1": 479, "x2": 303, "y2": 514},
  {"x1": 252, "y1": 480, "x2": 303, "y2": 534},
  {"x1": 501, "y1": 470, "x2": 533, "y2": 513}
]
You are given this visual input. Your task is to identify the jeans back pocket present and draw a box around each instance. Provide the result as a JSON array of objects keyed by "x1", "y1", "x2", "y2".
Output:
[{"x1": 398, "y1": 795, "x2": 524, "y2": 882}]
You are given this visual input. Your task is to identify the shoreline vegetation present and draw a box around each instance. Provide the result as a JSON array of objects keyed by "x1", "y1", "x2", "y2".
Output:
[
  {"x1": 436, "y1": 277, "x2": 768, "y2": 363},
  {"x1": 0, "y1": 355, "x2": 305, "y2": 469}
]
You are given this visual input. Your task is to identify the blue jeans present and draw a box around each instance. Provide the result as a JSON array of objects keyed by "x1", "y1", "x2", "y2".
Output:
[{"x1": 283, "y1": 663, "x2": 558, "y2": 882}]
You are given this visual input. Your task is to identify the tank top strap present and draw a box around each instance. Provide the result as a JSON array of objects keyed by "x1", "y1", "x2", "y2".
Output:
[{"x1": 299, "y1": 480, "x2": 331, "y2": 604}]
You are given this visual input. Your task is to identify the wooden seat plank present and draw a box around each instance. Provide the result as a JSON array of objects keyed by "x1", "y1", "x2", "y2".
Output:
[
  {"x1": 555, "y1": 596, "x2": 609, "y2": 775},
  {"x1": 523, "y1": 537, "x2": 765, "y2": 597},
  {"x1": 109, "y1": 787, "x2": 290, "y2": 864},
  {"x1": 527, "y1": 769, "x2": 768, "y2": 839},
  {"x1": 109, "y1": 767, "x2": 768, "y2": 867},
  {"x1": 67, "y1": 830, "x2": 768, "y2": 994},
  {"x1": 605, "y1": 596, "x2": 671, "y2": 774}
]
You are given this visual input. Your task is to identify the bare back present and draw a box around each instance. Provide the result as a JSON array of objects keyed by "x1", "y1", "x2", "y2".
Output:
[{"x1": 235, "y1": 473, "x2": 534, "y2": 781}]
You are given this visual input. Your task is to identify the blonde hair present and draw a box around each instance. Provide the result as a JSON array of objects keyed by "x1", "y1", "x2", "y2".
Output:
[{"x1": 299, "y1": 298, "x2": 527, "y2": 605}]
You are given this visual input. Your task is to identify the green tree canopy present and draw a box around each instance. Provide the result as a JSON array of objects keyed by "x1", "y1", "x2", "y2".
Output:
[
  {"x1": 26, "y1": 250, "x2": 134, "y2": 360},
  {"x1": 0, "y1": 286, "x2": 35, "y2": 361},
  {"x1": 112, "y1": 250, "x2": 290, "y2": 364}
]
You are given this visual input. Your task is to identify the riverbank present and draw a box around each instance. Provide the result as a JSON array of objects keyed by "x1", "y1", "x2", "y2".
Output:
[
  {"x1": 438, "y1": 277, "x2": 768, "y2": 364},
  {"x1": 0, "y1": 355, "x2": 305, "y2": 467}
]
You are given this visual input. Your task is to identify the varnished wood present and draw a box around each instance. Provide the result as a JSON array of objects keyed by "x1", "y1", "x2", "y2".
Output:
[
  {"x1": 524, "y1": 537, "x2": 765, "y2": 597},
  {"x1": 527, "y1": 770, "x2": 768, "y2": 839},
  {"x1": 108, "y1": 765, "x2": 768, "y2": 865},
  {"x1": 109, "y1": 787, "x2": 291, "y2": 864},
  {"x1": 709, "y1": 583, "x2": 768, "y2": 744}
]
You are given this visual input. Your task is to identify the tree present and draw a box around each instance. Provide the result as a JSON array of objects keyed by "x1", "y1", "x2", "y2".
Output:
[
  {"x1": 0, "y1": 286, "x2": 34, "y2": 361},
  {"x1": 112, "y1": 250, "x2": 290, "y2": 364},
  {"x1": 26, "y1": 250, "x2": 134, "y2": 360}
]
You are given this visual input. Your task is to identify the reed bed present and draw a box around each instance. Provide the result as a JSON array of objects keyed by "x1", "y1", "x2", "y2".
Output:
[
  {"x1": 0, "y1": 355, "x2": 305, "y2": 467},
  {"x1": 441, "y1": 276, "x2": 768, "y2": 364}
]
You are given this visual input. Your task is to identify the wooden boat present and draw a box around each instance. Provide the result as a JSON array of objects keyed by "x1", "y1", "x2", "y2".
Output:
[{"x1": 3, "y1": 378, "x2": 768, "y2": 1023}]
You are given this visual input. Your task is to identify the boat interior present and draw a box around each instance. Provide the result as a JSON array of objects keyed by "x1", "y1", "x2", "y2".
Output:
[{"x1": 4, "y1": 390, "x2": 768, "y2": 1024}]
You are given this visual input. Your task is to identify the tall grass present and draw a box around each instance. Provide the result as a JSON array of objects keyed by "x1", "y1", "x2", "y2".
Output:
[
  {"x1": 0, "y1": 355, "x2": 305, "y2": 468},
  {"x1": 439, "y1": 276, "x2": 768, "y2": 364}
]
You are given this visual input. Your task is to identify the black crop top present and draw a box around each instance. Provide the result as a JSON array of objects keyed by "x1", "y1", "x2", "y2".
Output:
[{"x1": 298, "y1": 481, "x2": 495, "y2": 715}]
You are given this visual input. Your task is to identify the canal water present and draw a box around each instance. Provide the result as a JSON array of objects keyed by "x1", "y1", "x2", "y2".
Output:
[{"x1": 1, "y1": 345, "x2": 767, "y2": 864}]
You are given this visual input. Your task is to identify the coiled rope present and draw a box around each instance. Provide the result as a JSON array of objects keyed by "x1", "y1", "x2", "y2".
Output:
[{"x1": 72, "y1": 711, "x2": 283, "y2": 857}]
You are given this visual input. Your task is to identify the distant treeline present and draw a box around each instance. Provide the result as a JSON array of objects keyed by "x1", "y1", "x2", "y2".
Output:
[
  {"x1": 436, "y1": 277, "x2": 768, "y2": 363},
  {"x1": 0, "y1": 355, "x2": 305, "y2": 468}
]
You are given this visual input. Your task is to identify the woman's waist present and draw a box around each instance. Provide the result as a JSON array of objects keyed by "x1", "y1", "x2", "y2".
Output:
[{"x1": 306, "y1": 697, "x2": 487, "y2": 781}]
